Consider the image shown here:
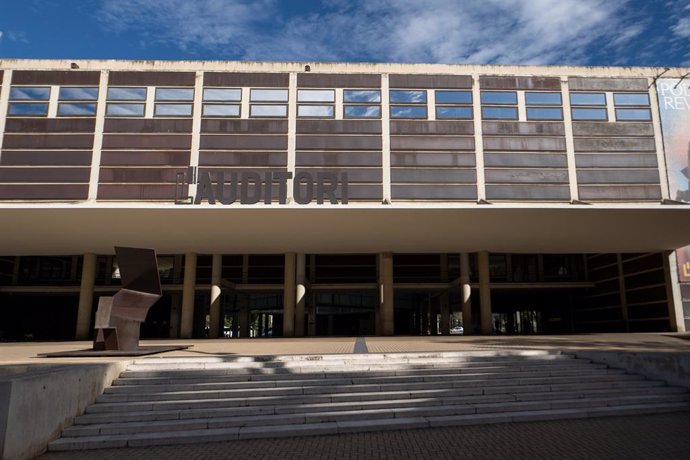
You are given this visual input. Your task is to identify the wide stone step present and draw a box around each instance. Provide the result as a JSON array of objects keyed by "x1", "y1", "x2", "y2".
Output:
[
  {"x1": 118, "y1": 361, "x2": 608, "y2": 380},
  {"x1": 49, "y1": 401, "x2": 690, "y2": 451},
  {"x1": 86, "y1": 378, "x2": 667, "y2": 414},
  {"x1": 128, "y1": 350, "x2": 569, "y2": 366},
  {"x1": 64, "y1": 392, "x2": 690, "y2": 438},
  {"x1": 99, "y1": 373, "x2": 647, "y2": 403},
  {"x1": 75, "y1": 385, "x2": 689, "y2": 426},
  {"x1": 107, "y1": 367, "x2": 629, "y2": 392}
]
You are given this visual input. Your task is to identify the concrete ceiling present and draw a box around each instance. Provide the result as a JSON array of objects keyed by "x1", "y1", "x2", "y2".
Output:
[{"x1": 1, "y1": 204, "x2": 689, "y2": 255}]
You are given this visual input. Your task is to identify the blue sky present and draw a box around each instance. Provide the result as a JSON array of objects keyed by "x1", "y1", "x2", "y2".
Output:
[{"x1": 0, "y1": 0, "x2": 689, "y2": 66}]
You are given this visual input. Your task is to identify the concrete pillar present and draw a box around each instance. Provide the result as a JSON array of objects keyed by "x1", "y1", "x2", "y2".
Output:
[
  {"x1": 460, "y1": 253, "x2": 472, "y2": 335},
  {"x1": 478, "y1": 251, "x2": 492, "y2": 335},
  {"x1": 239, "y1": 296, "x2": 250, "y2": 338},
  {"x1": 420, "y1": 301, "x2": 428, "y2": 335},
  {"x1": 283, "y1": 252, "x2": 296, "y2": 337},
  {"x1": 440, "y1": 254, "x2": 450, "y2": 335},
  {"x1": 209, "y1": 254, "x2": 222, "y2": 338},
  {"x1": 307, "y1": 254, "x2": 317, "y2": 336},
  {"x1": 379, "y1": 252, "x2": 395, "y2": 336},
  {"x1": 169, "y1": 293, "x2": 181, "y2": 338},
  {"x1": 295, "y1": 253, "x2": 306, "y2": 337},
  {"x1": 180, "y1": 252, "x2": 197, "y2": 339},
  {"x1": 75, "y1": 253, "x2": 97, "y2": 340}
]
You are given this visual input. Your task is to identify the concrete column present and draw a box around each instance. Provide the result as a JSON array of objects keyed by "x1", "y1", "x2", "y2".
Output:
[
  {"x1": 440, "y1": 254, "x2": 450, "y2": 335},
  {"x1": 169, "y1": 293, "x2": 181, "y2": 338},
  {"x1": 283, "y1": 252, "x2": 296, "y2": 337},
  {"x1": 478, "y1": 251, "x2": 492, "y2": 335},
  {"x1": 379, "y1": 252, "x2": 394, "y2": 336},
  {"x1": 239, "y1": 255, "x2": 249, "y2": 338},
  {"x1": 209, "y1": 254, "x2": 222, "y2": 338},
  {"x1": 460, "y1": 253, "x2": 472, "y2": 335},
  {"x1": 307, "y1": 254, "x2": 317, "y2": 336},
  {"x1": 75, "y1": 253, "x2": 97, "y2": 340},
  {"x1": 295, "y1": 253, "x2": 306, "y2": 336},
  {"x1": 666, "y1": 251, "x2": 687, "y2": 332},
  {"x1": 429, "y1": 296, "x2": 438, "y2": 335},
  {"x1": 180, "y1": 252, "x2": 197, "y2": 339}
]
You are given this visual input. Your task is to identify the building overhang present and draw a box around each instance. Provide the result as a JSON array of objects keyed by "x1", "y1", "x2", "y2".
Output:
[{"x1": 1, "y1": 203, "x2": 689, "y2": 255}]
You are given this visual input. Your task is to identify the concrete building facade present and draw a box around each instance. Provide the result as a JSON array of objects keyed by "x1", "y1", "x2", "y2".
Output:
[{"x1": 0, "y1": 59, "x2": 689, "y2": 340}]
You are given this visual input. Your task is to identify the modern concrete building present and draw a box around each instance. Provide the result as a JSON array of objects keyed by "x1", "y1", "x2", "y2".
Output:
[{"x1": 0, "y1": 59, "x2": 689, "y2": 341}]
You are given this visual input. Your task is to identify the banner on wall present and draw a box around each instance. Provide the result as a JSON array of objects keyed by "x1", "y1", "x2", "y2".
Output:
[{"x1": 656, "y1": 78, "x2": 690, "y2": 282}]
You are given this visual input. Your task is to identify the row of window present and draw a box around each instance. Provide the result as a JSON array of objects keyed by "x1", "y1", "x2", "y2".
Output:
[{"x1": 5, "y1": 85, "x2": 654, "y2": 122}]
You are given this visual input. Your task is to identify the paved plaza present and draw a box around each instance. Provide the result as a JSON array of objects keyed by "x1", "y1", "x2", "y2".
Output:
[{"x1": 38, "y1": 412, "x2": 690, "y2": 460}]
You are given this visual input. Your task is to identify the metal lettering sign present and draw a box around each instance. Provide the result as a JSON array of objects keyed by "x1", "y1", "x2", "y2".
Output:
[
  {"x1": 175, "y1": 167, "x2": 349, "y2": 205},
  {"x1": 657, "y1": 78, "x2": 690, "y2": 281}
]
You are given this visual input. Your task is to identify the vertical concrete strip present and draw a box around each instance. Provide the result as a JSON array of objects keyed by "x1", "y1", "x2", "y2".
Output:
[
  {"x1": 460, "y1": 253, "x2": 473, "y2": 335},
  {"x1": 471, "y1": 74, "x2": 486, "y2": 200},
  {"x1": 605, "y1": 91, "x2": 616, "y2": 123},
  {"x1": 283, "y1": 252, "x2": 296, "y2": 337},
  {"x1": 335, "y1": 88, "x2": 344, "y2": 120},
  {"x1": 287, "y1": 72, "x2": 297, "y2": 201},
  {"x1": 144, "y1": 86, "x2": 155, "y2": 118},
  {"x1": 47, "y1": 85, "x2": 59, "y2": 118},
  {"x1": 666, "y1": 251, "x2": 686, "y2": 332},
  {"x1": 241, "y1": 86, "x2": 250, "y2": 119},
  {"x1": 561, "y1": 77, "x2": 579, "y2": 201},
  {"x1": 649, "y1": 81, "x2": 671, "y2": 199},
  {"x1": 180, "y1": 252, "x2": 197, "y2": 339},
  {"x1": 0, "y1": 70, "x2": 12, "y2": 163},
  {"x1": 209, "y1": 254, "x2": 222, "y2": 338},
  {"x1": 380, "y1": 252, "x2": 394, "y2": 336},
  {"x1": 75, "y1": 253, "x2": 97, "y2": 340},
  {"x1": 189, "y1": 71, "x2": 204, "y2": 199},
  {"x1": 517, "y1": 90, "x2": 526, "y2": 121},
  {"x1": 381, "y1": 73, "x2": 392, "y2": 202},
  {"x1": 427, "y1": 89, "x2": 436, "y2": 121},
  {"x1": 239, "y1": 254, "x2": 250, "y2": 338},
  {"x1": 88, "y1": 70, "x2": 108, "y2": 201},
  {"x1": 478, "y1": 251, "x2": 492, "y2": 335},
  {"x1": 308, "y1": 254, "x2": 317, "y2": 336},
  {"x1": 295, "y1": 253, "x2": 306, "y2": 337}
]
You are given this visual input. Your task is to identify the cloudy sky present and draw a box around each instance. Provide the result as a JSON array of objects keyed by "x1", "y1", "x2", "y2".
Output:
[{"x1": 0, "y1": 0, "x2": 689, "y2": 66}]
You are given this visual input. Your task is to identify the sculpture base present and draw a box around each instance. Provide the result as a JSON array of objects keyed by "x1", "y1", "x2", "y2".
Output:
[{"x1": 38, "y1": 345, "x2": 191, "y2": 358}]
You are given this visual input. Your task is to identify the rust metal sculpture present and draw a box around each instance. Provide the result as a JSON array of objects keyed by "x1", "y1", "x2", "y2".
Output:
[{"x1": 93, "y1": 247, "x2": 162, "y2": 352}]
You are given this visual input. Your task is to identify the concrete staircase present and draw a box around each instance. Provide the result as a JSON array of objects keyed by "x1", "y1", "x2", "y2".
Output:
[{"x1": 49, "y1": 350, "x2": 690, "y2": 451}]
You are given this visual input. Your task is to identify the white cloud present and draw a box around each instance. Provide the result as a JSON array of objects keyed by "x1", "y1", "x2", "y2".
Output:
[
  {"x1": 672, "y1": 16, "x2": 690, "y2": 38},
  {"x1": 98, "y1": 0, "x2": 642, "y2": 64}
]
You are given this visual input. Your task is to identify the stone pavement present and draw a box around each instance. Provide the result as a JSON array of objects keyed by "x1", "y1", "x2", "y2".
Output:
[
  {"x1": 38, "y1": 411, "x2": 690, "y2": 460},
  {"x1": 3, "y1": 333, "x2": 690, "y2": 365}
]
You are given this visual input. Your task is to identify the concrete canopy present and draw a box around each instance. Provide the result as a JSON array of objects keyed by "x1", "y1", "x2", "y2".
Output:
[{"x1": 1, "y1": 204, "x2": 690, "y2": 255}]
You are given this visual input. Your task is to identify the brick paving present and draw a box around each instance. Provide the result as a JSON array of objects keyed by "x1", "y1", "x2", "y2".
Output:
[{"x1": 39, "y1": 412, "x2": 690, "y2": 460}]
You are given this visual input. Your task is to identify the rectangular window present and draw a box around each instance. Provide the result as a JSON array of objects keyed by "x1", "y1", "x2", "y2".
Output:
[
  {"x1": 390, "y1": 90, "x2": 427, "y2": 103},
  {"x1": 615, "y1": 108, "x2": 651, "y2": 121},
  {"x1": 481, "y1": 106, "x2": 518, "y2": 120},
  {"x1": 480, "y1": 91, "x2": 517, "y2": 105},
  {"x1": 436, "y1": 106, "x2": 473, "y2": 119},
  {"x1": 570, "y1": 92, "x2": 606, "y2": 106},
  {"x1": 10, "y1": 87, "x2": 50, "y2": 101},
  {"x1": 107, "y1": 87, "x2": 147, "y2": 101},
  {"x1": 203, "y1": 88, "x2": 241, "y2": 102},
  {"x1": 391, "y1": 105, "x2": 427, "y2": 118},
  {"x1": 297, "y1": 105, "x2": 334, "y2": 118},
  {"x1": 525, "y1": 92, "x2": 561, "y2": 105},
  {"x1": 202, "y1": 104, "x2": 240, "y2": 117},
  {"x1": 613, "y1": 93, "x2": 650, "y2": 106},
  {"x1": 58, "y1": 103, "x2": 97, "y2": 116},
  {"x1": 435, "y1": 90, "x2": 472, "y2": 104},
  {"x1": 155, "y1": 88, "x2": 194, "y2": 101},
  {"x1": 571, "y1": 108, "x2": 607, "y2": 121},
  {"x1": 8, "y1": 103, "x2": 48, "y2": 116},
  {"x1": 344, "y1": 90, "x2": 381, "y2": 103},
  {"x1": 526, "y1": 107, "x2": 563, "y2": 121},
  {"x1": 59, "y1": 87, "x2": 99, "y2": 101},
  {"x1": 106, "y1": 103, "x2": 145, "y2": 117},
  {"x1": 250, "y1": 89, "x2": 288, "y2": 102},
  {"x1": 344, "y1": 105, "x2": 381, "y2": 118},
  {"x1": 250, "y1": 104, "x2": 287, "y2": 117},
  {"x1": 297, "y1": 89, "x2": 335, "y2": 102},
  {"x1": 154, "y1": 103, "x2": 193, "y2": 116}
]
